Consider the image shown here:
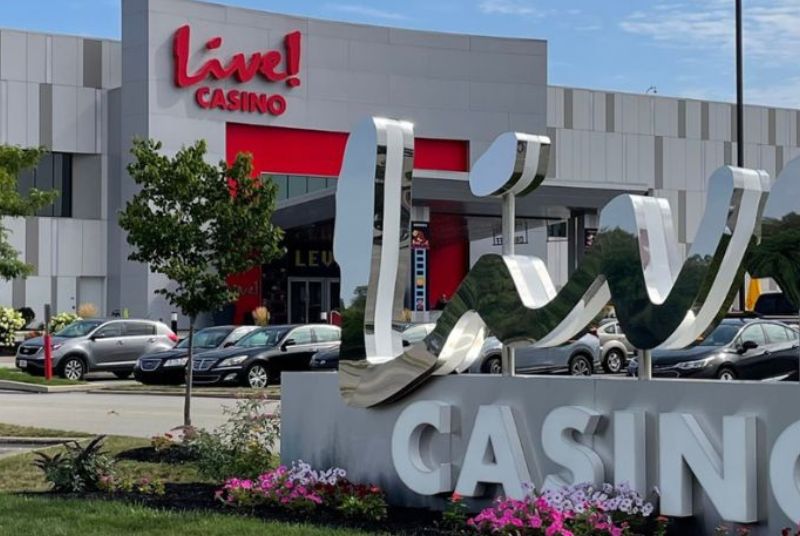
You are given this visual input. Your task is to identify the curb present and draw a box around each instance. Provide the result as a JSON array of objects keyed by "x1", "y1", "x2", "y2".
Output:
[
  {"x1": 88, "y1": 389, "x2": 281, "y2": 400},
  {"x1": 0, "y1": 380, "x2": 138, "y2": 393},
  {"x1": 0, "y1": 436, "x2": 88, "y2": 445}
]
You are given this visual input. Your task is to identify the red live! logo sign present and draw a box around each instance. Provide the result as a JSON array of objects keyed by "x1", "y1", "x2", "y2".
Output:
[{"x1": 173, "y1": 24, "x2": 301, "y2": 116}]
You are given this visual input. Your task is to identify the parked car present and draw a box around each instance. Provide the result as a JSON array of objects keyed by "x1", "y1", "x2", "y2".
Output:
[
  {"x1": 627, "y1": 318, "x2": 799, "y2": 380},
  {"x1": 310, "y1": 346, "x2": 340, "y2": 370},
  {"x1": 189, "y1": 324, "x2": 341, "y2": 388},
  {"x1": 597, "y1": 320, "x2": 636, "y2": 373},
  {"x1": 468, "y1": 333, "x2": 602, "y2": 376},
  {"x1": 133, "y1": 325, "x2": 259, "y2": 385},
  {"x1": 402, "y1": 323, "x2": 436, "y2": 345},
  {"x1": 15, "y1": 319, "x2": 177, "y2": 380}
]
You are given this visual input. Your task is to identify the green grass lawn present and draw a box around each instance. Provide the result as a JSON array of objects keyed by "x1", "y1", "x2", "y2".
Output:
[
  {"x1": 0, "y1": 494, "x2": 382, "y2": 536},
  {"x1": 0, "y1": 434, "x2": 206, "y2": 493},
  {"x1": 0, "y1": 368, "x2": 84, "y2": 386}
]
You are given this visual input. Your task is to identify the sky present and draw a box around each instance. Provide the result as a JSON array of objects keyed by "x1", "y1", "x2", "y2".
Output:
[{"x1": 2, "y1": 0, "x2": 799, "y2": 108}]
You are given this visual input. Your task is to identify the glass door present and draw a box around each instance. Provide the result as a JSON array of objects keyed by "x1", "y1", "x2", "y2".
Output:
[{"x1": 289, "y1": 278, "x2": 341, "y2": 324}]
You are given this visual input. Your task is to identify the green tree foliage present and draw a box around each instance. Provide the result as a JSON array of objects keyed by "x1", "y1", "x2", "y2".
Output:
[
  {"x1": 119, "y1": 138, "x2": 284, "y2": 425},
  {"x1": 0, "y1": 146, "x2": 58, "y2": 280}
]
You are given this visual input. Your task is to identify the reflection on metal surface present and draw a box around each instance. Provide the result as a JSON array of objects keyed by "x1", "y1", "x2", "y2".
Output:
[
  {"x1": 745, "y1": 156, "x2": 800, "y2": 310},
  {"x1": 334, "y1": 115, "x2": 775, "y2": 408}
]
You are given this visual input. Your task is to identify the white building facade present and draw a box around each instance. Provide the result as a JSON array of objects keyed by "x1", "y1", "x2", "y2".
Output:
[{"x1": 0, "y1": 0, "x2": 796, "y2": 325}]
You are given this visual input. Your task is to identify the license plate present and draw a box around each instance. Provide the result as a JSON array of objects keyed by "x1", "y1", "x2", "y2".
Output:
[{"x1": 18, "y1": 359, "x2": 27, "y2": 368}]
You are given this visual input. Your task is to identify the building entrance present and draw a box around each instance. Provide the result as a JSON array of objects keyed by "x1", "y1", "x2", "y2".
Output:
[{"x1": 288, "y1": 277, "x2": 340, "y2": 324}]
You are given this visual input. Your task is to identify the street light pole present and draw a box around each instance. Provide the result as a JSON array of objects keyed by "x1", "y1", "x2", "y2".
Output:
[{"x1": 736, "y1": 0, "x2": 747, "y2": 312}]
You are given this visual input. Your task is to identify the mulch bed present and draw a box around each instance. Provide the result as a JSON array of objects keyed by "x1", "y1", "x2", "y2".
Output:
[{"x1": 115, "y1": 446, "x2": 198, "y2": 465}]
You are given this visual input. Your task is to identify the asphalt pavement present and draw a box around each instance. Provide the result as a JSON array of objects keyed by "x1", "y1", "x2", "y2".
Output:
[{"x1": 0, "y1": 391, "x2": 272, "y2": 438}]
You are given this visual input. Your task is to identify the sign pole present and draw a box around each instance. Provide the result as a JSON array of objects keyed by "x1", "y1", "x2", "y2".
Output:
[
  {"x1": 501, "y1": 192, "x2": 516, "y2": 377},
  {"x1": 43, "y1": 304, "x2": 52, "y2": 381},
  {"x1": 638, "y1": 349, "x2": 652, "y2": 380}
]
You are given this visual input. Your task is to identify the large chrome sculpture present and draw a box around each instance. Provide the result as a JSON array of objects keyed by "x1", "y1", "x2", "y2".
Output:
[{"x1": 335, "y1": 116, "x2": 782, "y2": 408}]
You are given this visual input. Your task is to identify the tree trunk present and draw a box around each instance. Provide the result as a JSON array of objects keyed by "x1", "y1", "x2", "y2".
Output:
[{"x1": 183, "y1": 318, "x2": 195, "y2": 428}]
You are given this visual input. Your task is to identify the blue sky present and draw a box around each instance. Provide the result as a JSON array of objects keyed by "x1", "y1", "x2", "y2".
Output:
[{"x1": 3, "y1": 0, "x2": 799, "y2": 108}]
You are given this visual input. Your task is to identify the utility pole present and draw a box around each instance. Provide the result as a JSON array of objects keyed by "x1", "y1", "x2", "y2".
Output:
[{"x1": 736, "y1": 0, "x2": 747, "y2": 312}]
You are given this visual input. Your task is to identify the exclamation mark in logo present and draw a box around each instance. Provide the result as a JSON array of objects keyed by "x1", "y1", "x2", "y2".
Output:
[{"x1": 285, "y1": 31, "x2": 301, "y2": 87}]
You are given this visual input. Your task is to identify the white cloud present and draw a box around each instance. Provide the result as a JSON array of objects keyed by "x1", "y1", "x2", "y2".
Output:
[
  {"x1": 620, "y1": 0, "x2": 800, "y2": 63},
  {"x1": 478, "y1": 0, "x2": 540, "y2": 16},
  {"x1": 747, "y1": 76, "x2": 800, "y2": 109},
  {"x1": 327, "y1": 4, "x2": 409, "y2": 20}
]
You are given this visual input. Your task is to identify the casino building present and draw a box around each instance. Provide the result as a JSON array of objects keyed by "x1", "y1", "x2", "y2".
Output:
[{"x1": 0, "y1": 0, "x2": 797, "y2": 325}]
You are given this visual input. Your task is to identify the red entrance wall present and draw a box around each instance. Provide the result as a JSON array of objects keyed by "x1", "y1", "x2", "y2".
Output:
[
  {"x1": 427, "y1": 213, "x2": 469, "y2": 309},
  {"x1": 225, "y1": 122, "x2": 469, "y2": 322}
]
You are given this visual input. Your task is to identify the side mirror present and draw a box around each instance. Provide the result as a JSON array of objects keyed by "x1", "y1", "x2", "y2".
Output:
[
  {"x1": 402, "y1": 339, "x2": 410, "y2": 348},
  {"x1": 282, "y1": 338, "x2": 296, "y2": 351},
  {"x1": 223, "y1": 341, "x2": 235, "y2": 347},
  {"x1": 741, "y1": 340, "x2": 759, "y2": 352}
]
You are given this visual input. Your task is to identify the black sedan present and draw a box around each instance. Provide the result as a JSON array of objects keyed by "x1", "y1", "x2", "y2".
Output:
[
  {"x1": 627, "y1": 318, "x2": 799, "y2": 381},
  {"x1": 134, "y1": 325, "x2": 258, "y2": 385},
  {"x1": 191, "y1": 324, "x2": 341, "y2": 388}
]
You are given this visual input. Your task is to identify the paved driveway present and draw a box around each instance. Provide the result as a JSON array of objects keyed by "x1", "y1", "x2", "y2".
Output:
[{"x1": 0, "y1": 392, "x2": 276, "y2": 438}]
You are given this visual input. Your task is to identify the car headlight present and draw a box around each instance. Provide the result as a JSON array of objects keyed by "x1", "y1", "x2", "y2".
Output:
[
  {"x1": 164, "y1": 357, "x2": 188, "y2": 367},
  {"x1": 217, "y1": 355, "x2": 248, "y2": 368},
  {"x1": 675, "y1": 357, "x2": 713, "y2": 370},
  {"x1": 51, "y1": 344, "x2": 62, "y2": 351}
]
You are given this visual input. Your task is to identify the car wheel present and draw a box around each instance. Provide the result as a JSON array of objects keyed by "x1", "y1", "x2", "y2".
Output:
[
  {"x1": 569, "y1": 355, "x2": 592, "y2": 376},
  {"x1": 483, "y1": 356, "x2": 502, "y2": 375},
  {"x1": 246, "y1": 363, "x2": 269, "y2": 389},
  {"x1": 717, "y1": 367, "x2": 736, "y2": 381},
  {"x1": 60, "y1": 356, "x2": 86, "y2": 381},
  {"x1": 603, "y1": 349, "x2": 625, "y2": 374},
  {"x1": 113, "y1": 371, "x2": 132, "y2": 379}
]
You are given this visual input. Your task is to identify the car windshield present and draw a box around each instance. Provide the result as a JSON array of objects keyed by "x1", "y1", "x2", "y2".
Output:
[
  {"x1": 236, "y1": 327, "x2": 288, "y2": 348},
  {"x1": 176, "y1": 328, "x2": 231, "y2": 349},
  {"x1": 55, "y1": 320, "x2": 104, "y2": 338},
  {"x1": 697, "y1": 324, "x2": 740, "y2": 346}
]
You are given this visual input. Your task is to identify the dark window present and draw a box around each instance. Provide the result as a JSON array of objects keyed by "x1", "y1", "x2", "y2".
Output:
[
  {"x1": 95, "y1": 323, "x2": 124, "y2": 338},
  {"x1": 123, "y1": 322, "x2": 156, "y2": 336},
  {"x1": 289, "y1": 327, "x2": 314, "y2": 344},
  {"x1": 754, "y1": 292, "x2": 796, "y2": 316},
  {"x1": 16, "y1": 152, "x2": 73, "y2": 217},
  {"x1": 548, "y1": 221, "x2": 567, "y2": 238}
]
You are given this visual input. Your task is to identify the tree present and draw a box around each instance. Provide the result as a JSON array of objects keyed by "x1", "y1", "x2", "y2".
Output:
[
  {"x1": 120, "y1": 139, "x2": 284, "y2": 426},
  {"x1": 0, "y1": 146, "x2": 58, "y2": 280}
]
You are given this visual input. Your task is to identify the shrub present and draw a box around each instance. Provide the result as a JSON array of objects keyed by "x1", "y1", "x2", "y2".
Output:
[
  {"x1": 49, "y1": 312, "x2": 81, "y2": 334},
  {"x1": 218, "y1": 460, "x2": 387, "y2": 521},
  {"x1": 33, "y1": 436, "x2": 115, "y2": 492},
  {"x1": 442, "y1": 492, "x2": 469, "y2": 529},
  {"x1": 0, "y1": 307, "x2": 25, "y2": 347},
  {"x1": 98, "y1": 473, "x2": 166, "y2": 496},
  {"x1": 77, "y1": 303, "x2": 98, "y2": 318},
  {"x1": 16, "y1": 307, "x2": 35, "y2": 328},
  {"x1": 150, "y1": 432, "x2": 174, "y2": 453},
  {"x1": 186, "y1": 396, "x2": 279, "y2": 481},
  {"x1": 252, "y1": 306, "x2": 270, "y2": 326}
]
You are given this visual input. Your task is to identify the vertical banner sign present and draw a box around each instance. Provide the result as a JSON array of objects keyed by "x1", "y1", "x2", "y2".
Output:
[{"x1": 411, "y1": 223, "x2": 430, "y2": 312}]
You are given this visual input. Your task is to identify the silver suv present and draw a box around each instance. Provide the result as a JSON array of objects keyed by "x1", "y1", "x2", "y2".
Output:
[{"x1": 16, "y1": 319, "x2": 177, "y2": 380}]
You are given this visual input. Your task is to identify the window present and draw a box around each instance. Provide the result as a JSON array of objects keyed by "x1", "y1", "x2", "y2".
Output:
[
  {"x1": 95, "y1": 323, "x2": 124, "y2": 338},
  {"x1": 123, "y1": 322, "x2": 156, "y2": 336},
  {"x1": 261, "y1": 173, "x2": 336, "y2": 202},
  {"x1": 547, "y1": 221, "x2": 567, "y2": 238},
  {"x1": 786, "y1": 327, "x2": 800, "y2": 342},
  {"x1": 764, "y1": 323, "x2": 790, "y2": 344},
  {"x1": 18, "y1": 153, "x2": 73, "y2": 217},
  {"x1": 289, "y1": 327, "x2": 314, "y2": 344},
  {"x1": 314, "y1": 326, "x2": 341, "y2": 342},
  {"x1": 739, "y1": 324, "x2": 766, "y2": 346}
]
